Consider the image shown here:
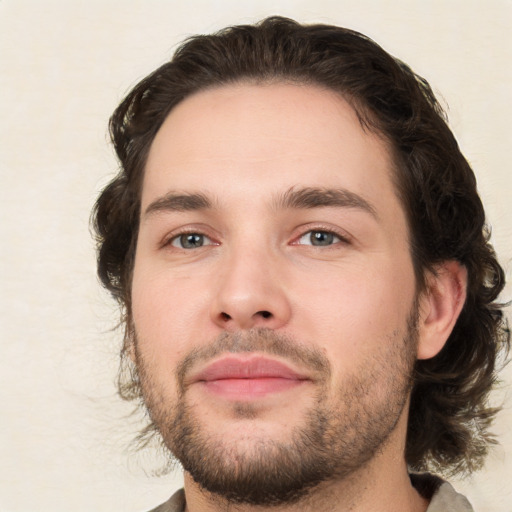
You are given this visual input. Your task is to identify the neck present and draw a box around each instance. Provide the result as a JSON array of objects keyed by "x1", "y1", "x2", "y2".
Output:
[
  {"x1": 182, "y1": 411, "x2": 429, "y2": 512},
  {"x1": 184, "y1": 468, "x2": 427, "y2": 512}
]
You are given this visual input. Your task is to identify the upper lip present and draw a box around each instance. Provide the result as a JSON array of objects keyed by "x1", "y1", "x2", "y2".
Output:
[{"x1": 189, "y1": 355, "x2": 310, "y2": 383}]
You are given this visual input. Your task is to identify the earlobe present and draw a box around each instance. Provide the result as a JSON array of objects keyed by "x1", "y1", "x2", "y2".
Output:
[
  {"x1": 417, "y1": 261, "x2": 467, "y2": 360},
  {"x1": 124, "y1": 319, "x2": 137, "y2": 363}
]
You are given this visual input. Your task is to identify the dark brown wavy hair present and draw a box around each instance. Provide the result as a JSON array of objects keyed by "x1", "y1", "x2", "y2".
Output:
[{"x1": 93, "y1": 16, "x2": 509, "y2": 476}]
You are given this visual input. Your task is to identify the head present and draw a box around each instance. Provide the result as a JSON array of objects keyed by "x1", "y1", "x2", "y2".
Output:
[{"x1": 93, "y1": 16, "x2": 509, "y2": 495}]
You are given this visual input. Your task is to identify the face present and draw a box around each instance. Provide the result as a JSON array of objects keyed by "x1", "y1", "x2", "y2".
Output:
[{"x1": 131, "y1": 83, "x2": 419, "y2": 504}]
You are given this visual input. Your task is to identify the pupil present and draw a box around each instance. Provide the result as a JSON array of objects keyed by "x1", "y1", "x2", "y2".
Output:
[
  {"x1": 182, "y1": 234, "x2": 203, "y2": 248},
  {"x1": 312, "y1": 231, "x2": 333, "y2": 246}
]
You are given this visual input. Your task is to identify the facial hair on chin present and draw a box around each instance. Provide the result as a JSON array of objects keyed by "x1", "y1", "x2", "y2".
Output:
[{"x1": 134, "y1": 317, "x2": 418, "y2": 506}]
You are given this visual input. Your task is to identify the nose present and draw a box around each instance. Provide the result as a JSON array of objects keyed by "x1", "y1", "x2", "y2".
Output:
[{"x1": 210, "y1": 246, "x2": 292, "y2": 331}]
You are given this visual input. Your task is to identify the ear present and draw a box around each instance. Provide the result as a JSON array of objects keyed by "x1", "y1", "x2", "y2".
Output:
[
  {"x1": 123, "y1": 318, "x2": 137, "y2": 363},
  {"x1": 417, "y1": 261, "x2": 467, "y2": 360}
]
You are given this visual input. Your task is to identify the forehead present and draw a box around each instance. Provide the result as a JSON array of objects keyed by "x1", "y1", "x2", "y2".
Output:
[{"x1": 142, "y1": 82, "x2": 400, "y2": 217}]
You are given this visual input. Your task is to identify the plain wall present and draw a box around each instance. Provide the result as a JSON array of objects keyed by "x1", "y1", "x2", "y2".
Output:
[{"x1": 1, "y1": 1, "x2": 511, "y2": 511}]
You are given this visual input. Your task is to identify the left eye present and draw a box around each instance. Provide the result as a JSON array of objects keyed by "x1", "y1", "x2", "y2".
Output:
[
  {"x1": 297, "y1": 230, "x2": 341, "y2": 246},
  {"x1": 170, "y1": 233, "x2": 212, "y2": 249}
]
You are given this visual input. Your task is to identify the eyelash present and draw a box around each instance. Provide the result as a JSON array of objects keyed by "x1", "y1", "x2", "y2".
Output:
[
  {"x1": 162, "y1": 229, "x2": 216, "y2": 250},
  {"x1": 292, "y1": 226, "x2": 351, "y2": 247},
  {"x1": 162, "y1": 226, "x2": 351, "y2": 250}
]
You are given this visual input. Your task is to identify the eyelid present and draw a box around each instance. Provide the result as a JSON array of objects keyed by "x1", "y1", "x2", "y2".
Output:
[
  {"x1": 290, "y1": 224, "x2": 353, "y2": 246},
  {"x1": 297, "y1": 231, "x2": 340, "y2": 246},
  {"x1": 170, "y1": 233, "x2": 214, "y2": 249},
  {"x1": 161, "y1": 225, "x2": 220, "y2": 249}
]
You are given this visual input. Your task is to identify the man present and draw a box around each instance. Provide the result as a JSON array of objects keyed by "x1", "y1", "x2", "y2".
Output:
[{"x1": 93, "y1": 17, "x2": 509, "y2": 512}]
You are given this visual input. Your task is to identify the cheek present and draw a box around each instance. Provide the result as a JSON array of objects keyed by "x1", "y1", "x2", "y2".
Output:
[
  {"x1": 289, "y1": 256, "x2": 416, "y2": 363},
  {"x1": 131, "y1": 265, "x2": 209, "y2": 365}
]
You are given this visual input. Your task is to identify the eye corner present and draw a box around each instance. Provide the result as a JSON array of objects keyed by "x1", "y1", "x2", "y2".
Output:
[
  {"x1": 292, "y1": 228, "x2": 350, "y2": 248},
  {"x1": 161, "y1": 229, "x2": 220, "y2": 251}
]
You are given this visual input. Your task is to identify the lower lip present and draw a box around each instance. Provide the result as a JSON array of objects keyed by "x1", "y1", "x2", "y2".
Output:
[{"x1": 203, "y1": 377, "x2": 305, "y2": 399}]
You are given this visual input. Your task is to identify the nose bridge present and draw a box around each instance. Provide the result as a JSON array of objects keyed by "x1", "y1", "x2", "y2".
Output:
[{"x1": 210, "y1": 237, "x2": 291, "y2": 330}]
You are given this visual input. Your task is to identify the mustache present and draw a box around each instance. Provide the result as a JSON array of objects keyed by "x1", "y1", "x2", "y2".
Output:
[{"x1": 176, "y1": 328, "x2": 331, "y2": 391}]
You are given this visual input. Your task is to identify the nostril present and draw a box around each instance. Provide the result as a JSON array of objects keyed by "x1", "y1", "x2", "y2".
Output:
[{"x1": 218, "y1": 310, "x2": 273, "y2": 324}]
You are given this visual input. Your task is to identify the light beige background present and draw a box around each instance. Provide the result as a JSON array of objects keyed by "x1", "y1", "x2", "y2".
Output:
[{"x1": 0, "y1": 1, "x2": 511, "y2": 511}]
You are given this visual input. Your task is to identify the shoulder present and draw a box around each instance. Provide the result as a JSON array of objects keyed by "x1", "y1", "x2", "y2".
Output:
[
  {"x1": 428, "y1": 482, "x2": 474, "y2": 512},
  {"x1": 146, "y1": 489, "x2": 186, "y2": 512},
  {"x1": 410, "y1": 473, "x2": 474, "y2": 512}
]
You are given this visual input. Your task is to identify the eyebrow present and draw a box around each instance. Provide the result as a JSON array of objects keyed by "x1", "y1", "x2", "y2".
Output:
[
  {"x1": 144, "y1": 192, "x2": 213, "y2": 217},
  {"x1": 143, "y1": 186, "x2": 378, "y2": 220},
  {"x1": 274, "y1": 187, "x2": 378, "y2": 218}
]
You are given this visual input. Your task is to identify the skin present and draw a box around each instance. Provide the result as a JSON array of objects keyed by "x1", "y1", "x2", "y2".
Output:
[{"x1": 131, "y1": 83, "x2": 466, "y2": 511}]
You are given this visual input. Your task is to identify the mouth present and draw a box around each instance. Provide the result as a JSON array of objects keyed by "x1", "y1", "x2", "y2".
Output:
[{"x1": 189, "y1": 355, "x2": 310, "y2": 400}]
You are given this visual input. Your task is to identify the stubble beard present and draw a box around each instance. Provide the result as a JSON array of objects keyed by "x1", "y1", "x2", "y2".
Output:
[{"x1": 133, "y1": 315, "x2": 418, "y2": 507}]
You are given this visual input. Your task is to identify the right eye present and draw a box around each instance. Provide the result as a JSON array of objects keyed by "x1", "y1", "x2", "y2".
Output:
[
  {"x1": 170, "y1": 233, "x2": 213, "y2": 249},
  {"x1": 297, "y1": 230, "x2": 342, "y2": 247}
]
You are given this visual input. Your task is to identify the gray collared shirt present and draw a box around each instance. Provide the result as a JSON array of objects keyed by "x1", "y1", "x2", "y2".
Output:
[{"x1": 147, "y1": 475, "x2": 474, "y2": 512}]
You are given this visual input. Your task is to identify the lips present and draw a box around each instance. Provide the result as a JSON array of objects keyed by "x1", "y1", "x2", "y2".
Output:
[{"x1": 190, "y1": 356, "x2": 309, "y2": 399}]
